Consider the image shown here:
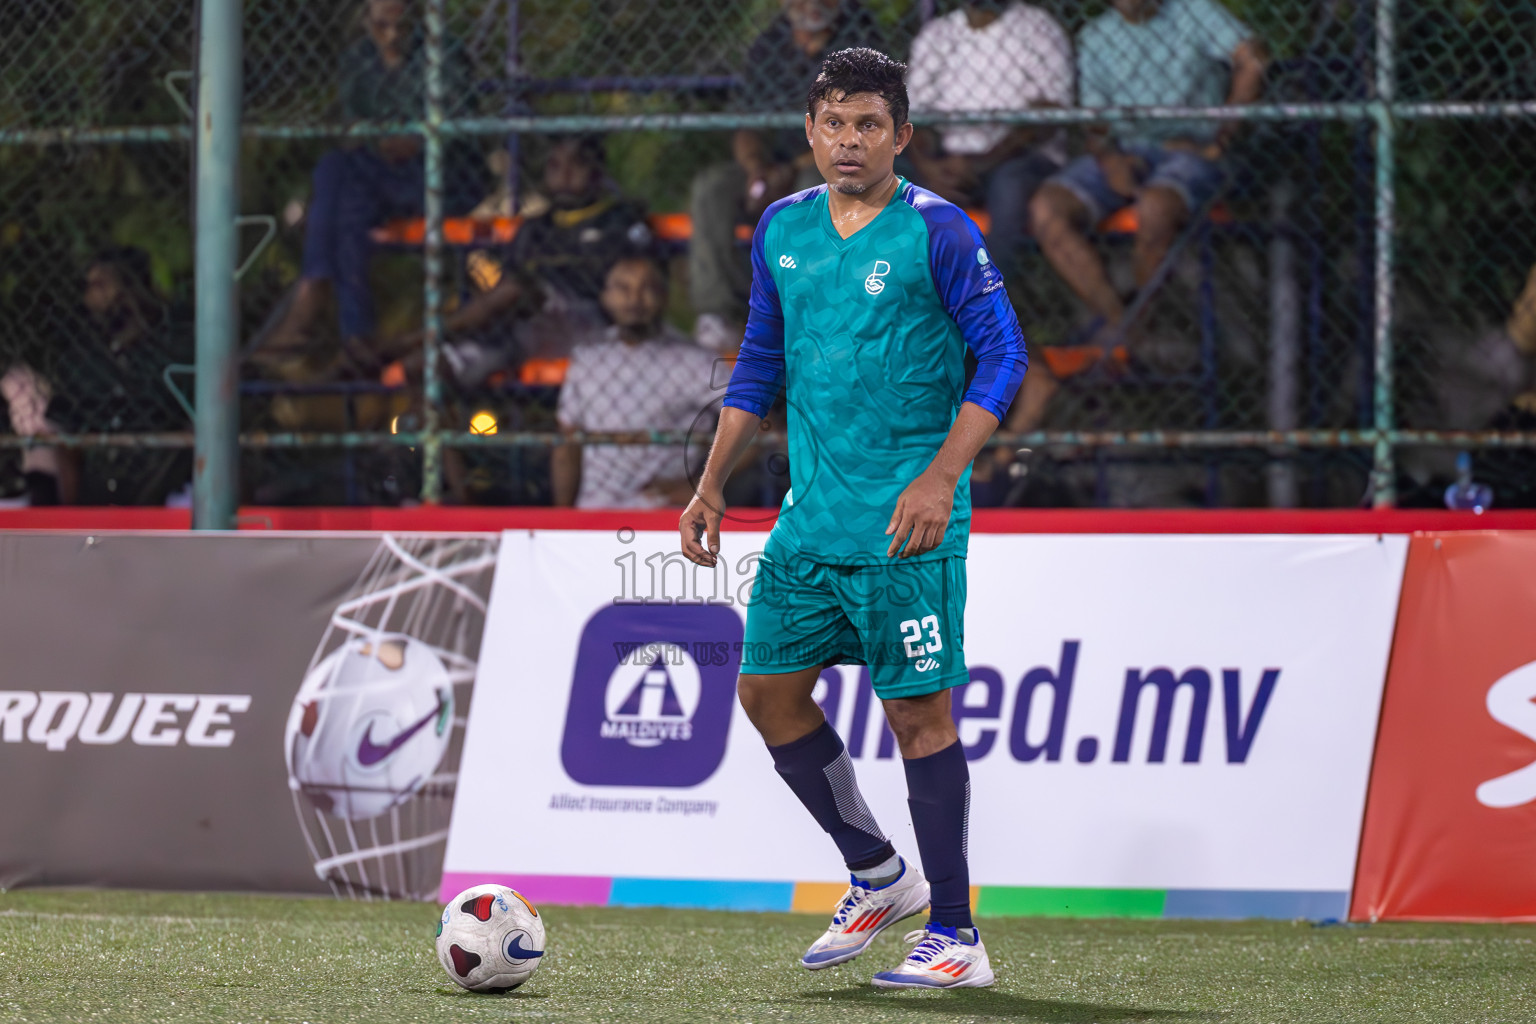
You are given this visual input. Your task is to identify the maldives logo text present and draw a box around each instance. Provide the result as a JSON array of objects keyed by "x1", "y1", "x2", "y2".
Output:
[
  {"x1": 600, "y1": 645, "x2": 701, "y2": 748},
  {"x1": 560, "y1": 605, "x2": 740, "y2": 787}
]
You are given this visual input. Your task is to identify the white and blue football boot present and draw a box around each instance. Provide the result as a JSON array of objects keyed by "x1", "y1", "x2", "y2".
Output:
[
  {"x1": 799, "y1": 859, "x2": 930, "y2": 970},
  {"x1": 871, "y1": 923, "x2": 995, "y2": 989}
]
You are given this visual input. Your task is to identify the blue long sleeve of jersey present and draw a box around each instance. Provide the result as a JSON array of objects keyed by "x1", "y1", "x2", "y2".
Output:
[
  {"x1": 910, "y1": 193, "x2": 1029, "y2": 422},
  {"x1": 722, "y1": 198, "x2": 795, "y2": 418}
]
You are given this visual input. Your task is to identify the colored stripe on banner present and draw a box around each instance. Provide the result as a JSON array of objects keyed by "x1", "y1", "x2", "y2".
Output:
[
  {"x1": 790, "y1": 882, "x2": 982, "y2": 915},
  {"x1": 609, "y1": 878, "x2": 795, "y2": 912},
  {"x1": 978, "y1": 887, "x2": 1167, "y2": 919},
  {"x1": 437, "y1": 874, "x2": 1350, "y2": 921},
  {"x1": 791, "y1": 882, "x2": 851, "y2": 915},
  {"x1": 1163, "y1": 890, "x2": 1350, "y2": 920},
  {"x1": 438, "y1": 872, "x2": 612, "y2": 907}
]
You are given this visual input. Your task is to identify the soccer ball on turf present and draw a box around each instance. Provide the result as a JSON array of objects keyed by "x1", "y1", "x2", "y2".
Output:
[
  {"x1": 436, "y1": 884, "x2": 546, "y2": 992},
  {"x1": 284, "y1": 633, "x2": 454, "y2": 820}
]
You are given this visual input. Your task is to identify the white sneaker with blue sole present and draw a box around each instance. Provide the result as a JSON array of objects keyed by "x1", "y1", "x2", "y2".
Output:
[
  {"x1": 871, "y1": 923, "x2": 995, "y2": 989},
  {"x1": 799, "y1": 859, "x2": 930, "y2": 970}
]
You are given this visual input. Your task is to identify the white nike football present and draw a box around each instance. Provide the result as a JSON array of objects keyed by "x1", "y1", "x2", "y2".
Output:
[
  {"x1": 438, "y1": 883, "x2": 547, "y2": 992},
  {"x1": 284, "y1": 633, "x2": 453, "y2": 820}
]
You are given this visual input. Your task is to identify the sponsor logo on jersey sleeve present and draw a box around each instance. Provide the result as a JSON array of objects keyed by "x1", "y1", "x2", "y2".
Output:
[{"x1": 977, "y1": 247, "x2": 1005, "y2": 294}]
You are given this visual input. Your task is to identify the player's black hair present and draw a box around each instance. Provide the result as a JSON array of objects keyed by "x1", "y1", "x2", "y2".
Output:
[{"x1": 806, "y1": 47, "x2": 909, "y2": 127}]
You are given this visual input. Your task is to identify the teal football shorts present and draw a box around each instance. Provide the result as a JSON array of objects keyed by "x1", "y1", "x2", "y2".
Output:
[{"x1": 739, "y1": 552, "x2": 968, "y2": 700}]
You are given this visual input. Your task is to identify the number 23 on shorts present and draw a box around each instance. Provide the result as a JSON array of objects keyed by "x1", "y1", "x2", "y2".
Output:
[{"x1": 899, "y1": 615, "x2": 943, "y2": 659}]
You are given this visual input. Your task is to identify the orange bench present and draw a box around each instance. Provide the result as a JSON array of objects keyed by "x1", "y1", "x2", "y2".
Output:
[
  {"x1": 1098, "y1": 203, "x2": 1232, "y2": 234},
  {"x1": 372, "y1": 202, "x2": 1233, "y2": 388},
  {"x1": 1039, "y1": 203, "x2": 1236, "y2": 380},
  {"x1": 369, "y1": 213, "x2": 715, "y2": 246},
  {"x1": 373, "y1": 209, "x2": 995, "y2": 247},
  {"x1": 371, "y1": 203, "x2": 1227, "y2": 248},
  {"x1": 380, "y1": 353, "x2": 571, "y2": 389}
]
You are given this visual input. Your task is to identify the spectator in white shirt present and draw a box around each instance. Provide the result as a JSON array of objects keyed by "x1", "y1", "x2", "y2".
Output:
[
  {"x1": 553, "y1": 255, "x2": 721, "y2": 509},
  {"x1": 905, "y1": 0, "x2": 1074, "y2": 281}
]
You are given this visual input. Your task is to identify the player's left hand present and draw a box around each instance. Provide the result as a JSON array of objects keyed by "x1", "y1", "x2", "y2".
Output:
[
  {"x1": 886, "y1": 469, "x2": 954, "y2": 559},
  {"x1": 680, "y1": 487, "x2": 725, "y2": 568}
]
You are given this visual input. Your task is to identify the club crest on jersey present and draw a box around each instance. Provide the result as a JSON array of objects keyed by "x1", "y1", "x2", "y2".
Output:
[
  {"x1": 864, "y1": 260, "x2": 892, "y2": 295},
  {"x1": 779, "y1": 254, "x2": 797, "y2": 269}
]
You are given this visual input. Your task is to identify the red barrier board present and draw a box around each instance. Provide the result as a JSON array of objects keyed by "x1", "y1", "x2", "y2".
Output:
[
  {"x1": 1351, "y1": 532, "x2": 1536, "y2": 921},
  {"x1": 2, "y1": 507, "x2": 1535, "y2": 535}
]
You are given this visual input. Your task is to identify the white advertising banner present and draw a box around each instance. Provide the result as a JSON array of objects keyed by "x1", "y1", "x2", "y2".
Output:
[{"x1": 445, "y1": 530, "x2": 1406, "y2": 915}]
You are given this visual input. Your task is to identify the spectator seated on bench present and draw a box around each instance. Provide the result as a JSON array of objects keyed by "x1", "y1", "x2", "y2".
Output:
[
  {"x1": 255, "y1": 0, "x2": 471, "y2": 375},
  {"x1": 904, "y1": 0, "x2": 1073, "y2": 285},
  {"x1": 553, "y1": 253, "x2": 719, "y2": 509},
  {"x1": 689, "y1": 0, "x2": 887, "y2": 354},
  {"x1": 1021, "y1": 0, "x2": 1268, "y2": 433},
  {"x1": 5, "y1": 248, "x2": 192, "y2": 506},
  {"x1": 0, "y1": 361, "x2": 56, "y2": 506},
  {"x1": 1416, "y1": 262, "x2": 1536, "y2": 507},
  {"x1": 381, "y1": 135, "x2": 653, "y2": 390}
]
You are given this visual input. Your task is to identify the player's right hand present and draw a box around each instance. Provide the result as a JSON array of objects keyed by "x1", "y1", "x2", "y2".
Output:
[{"x1": 680, "y1": 489, "x2": 724, "y2": 568}]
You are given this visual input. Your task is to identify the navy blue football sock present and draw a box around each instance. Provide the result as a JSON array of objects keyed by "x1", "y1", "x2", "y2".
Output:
[
  {"x1": 768, "y1": 720, "x2": 897, "y2": 872},
  {"x1": 904, "y1": 739, "x2": 974, "y2": 930}
]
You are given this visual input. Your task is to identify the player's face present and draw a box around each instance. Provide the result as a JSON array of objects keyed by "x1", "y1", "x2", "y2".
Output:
[
  {"x1": 601, "y1": 259, "x2": 666, "y2": 333},
  {"x1": 806, "y1": 93, "x2": 912, "y2": 195}
]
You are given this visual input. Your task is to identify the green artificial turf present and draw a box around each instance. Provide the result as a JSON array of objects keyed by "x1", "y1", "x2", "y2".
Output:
[{"x1": 0, "y1": 890, "x2": 1532, "y2": 1023}]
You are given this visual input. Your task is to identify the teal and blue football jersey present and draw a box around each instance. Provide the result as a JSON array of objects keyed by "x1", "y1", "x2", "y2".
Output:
[{"x1": 723, "y1": 178, "x2": 1028, "y2": 564}]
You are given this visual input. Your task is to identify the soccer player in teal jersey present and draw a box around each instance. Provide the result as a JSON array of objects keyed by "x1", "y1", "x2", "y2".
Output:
[{"x1": 679, "y1": 48, "x2": 1026, "y2": 989}]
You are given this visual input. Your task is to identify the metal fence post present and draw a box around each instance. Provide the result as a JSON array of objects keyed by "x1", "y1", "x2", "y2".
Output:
[
  {"x1": 421, "y1": 0, "x2": 446, "y2": 503},
  {"x1": 1267, "y1": 181, "x2": 1300, "y2": 508},
  {"x1": 1370, "y1": 0, "x2": 1398, "y2": 507},
  {"x1": 192, "y1": 0, "x2": 243, "y2": 529}
]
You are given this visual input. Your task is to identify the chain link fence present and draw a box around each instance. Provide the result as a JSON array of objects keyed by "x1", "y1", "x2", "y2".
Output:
[
  {"x1": 0, "y1": 1, "x2": 196, "y2": 506},
  {"x1": 3, "y1": 0, "x2": 1534, "y2": 510}
]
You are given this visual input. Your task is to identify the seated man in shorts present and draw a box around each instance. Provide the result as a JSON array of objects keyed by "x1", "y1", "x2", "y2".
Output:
[{"x1": 1016, "y1": 0, "x2": 1266, "y2": 431}]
